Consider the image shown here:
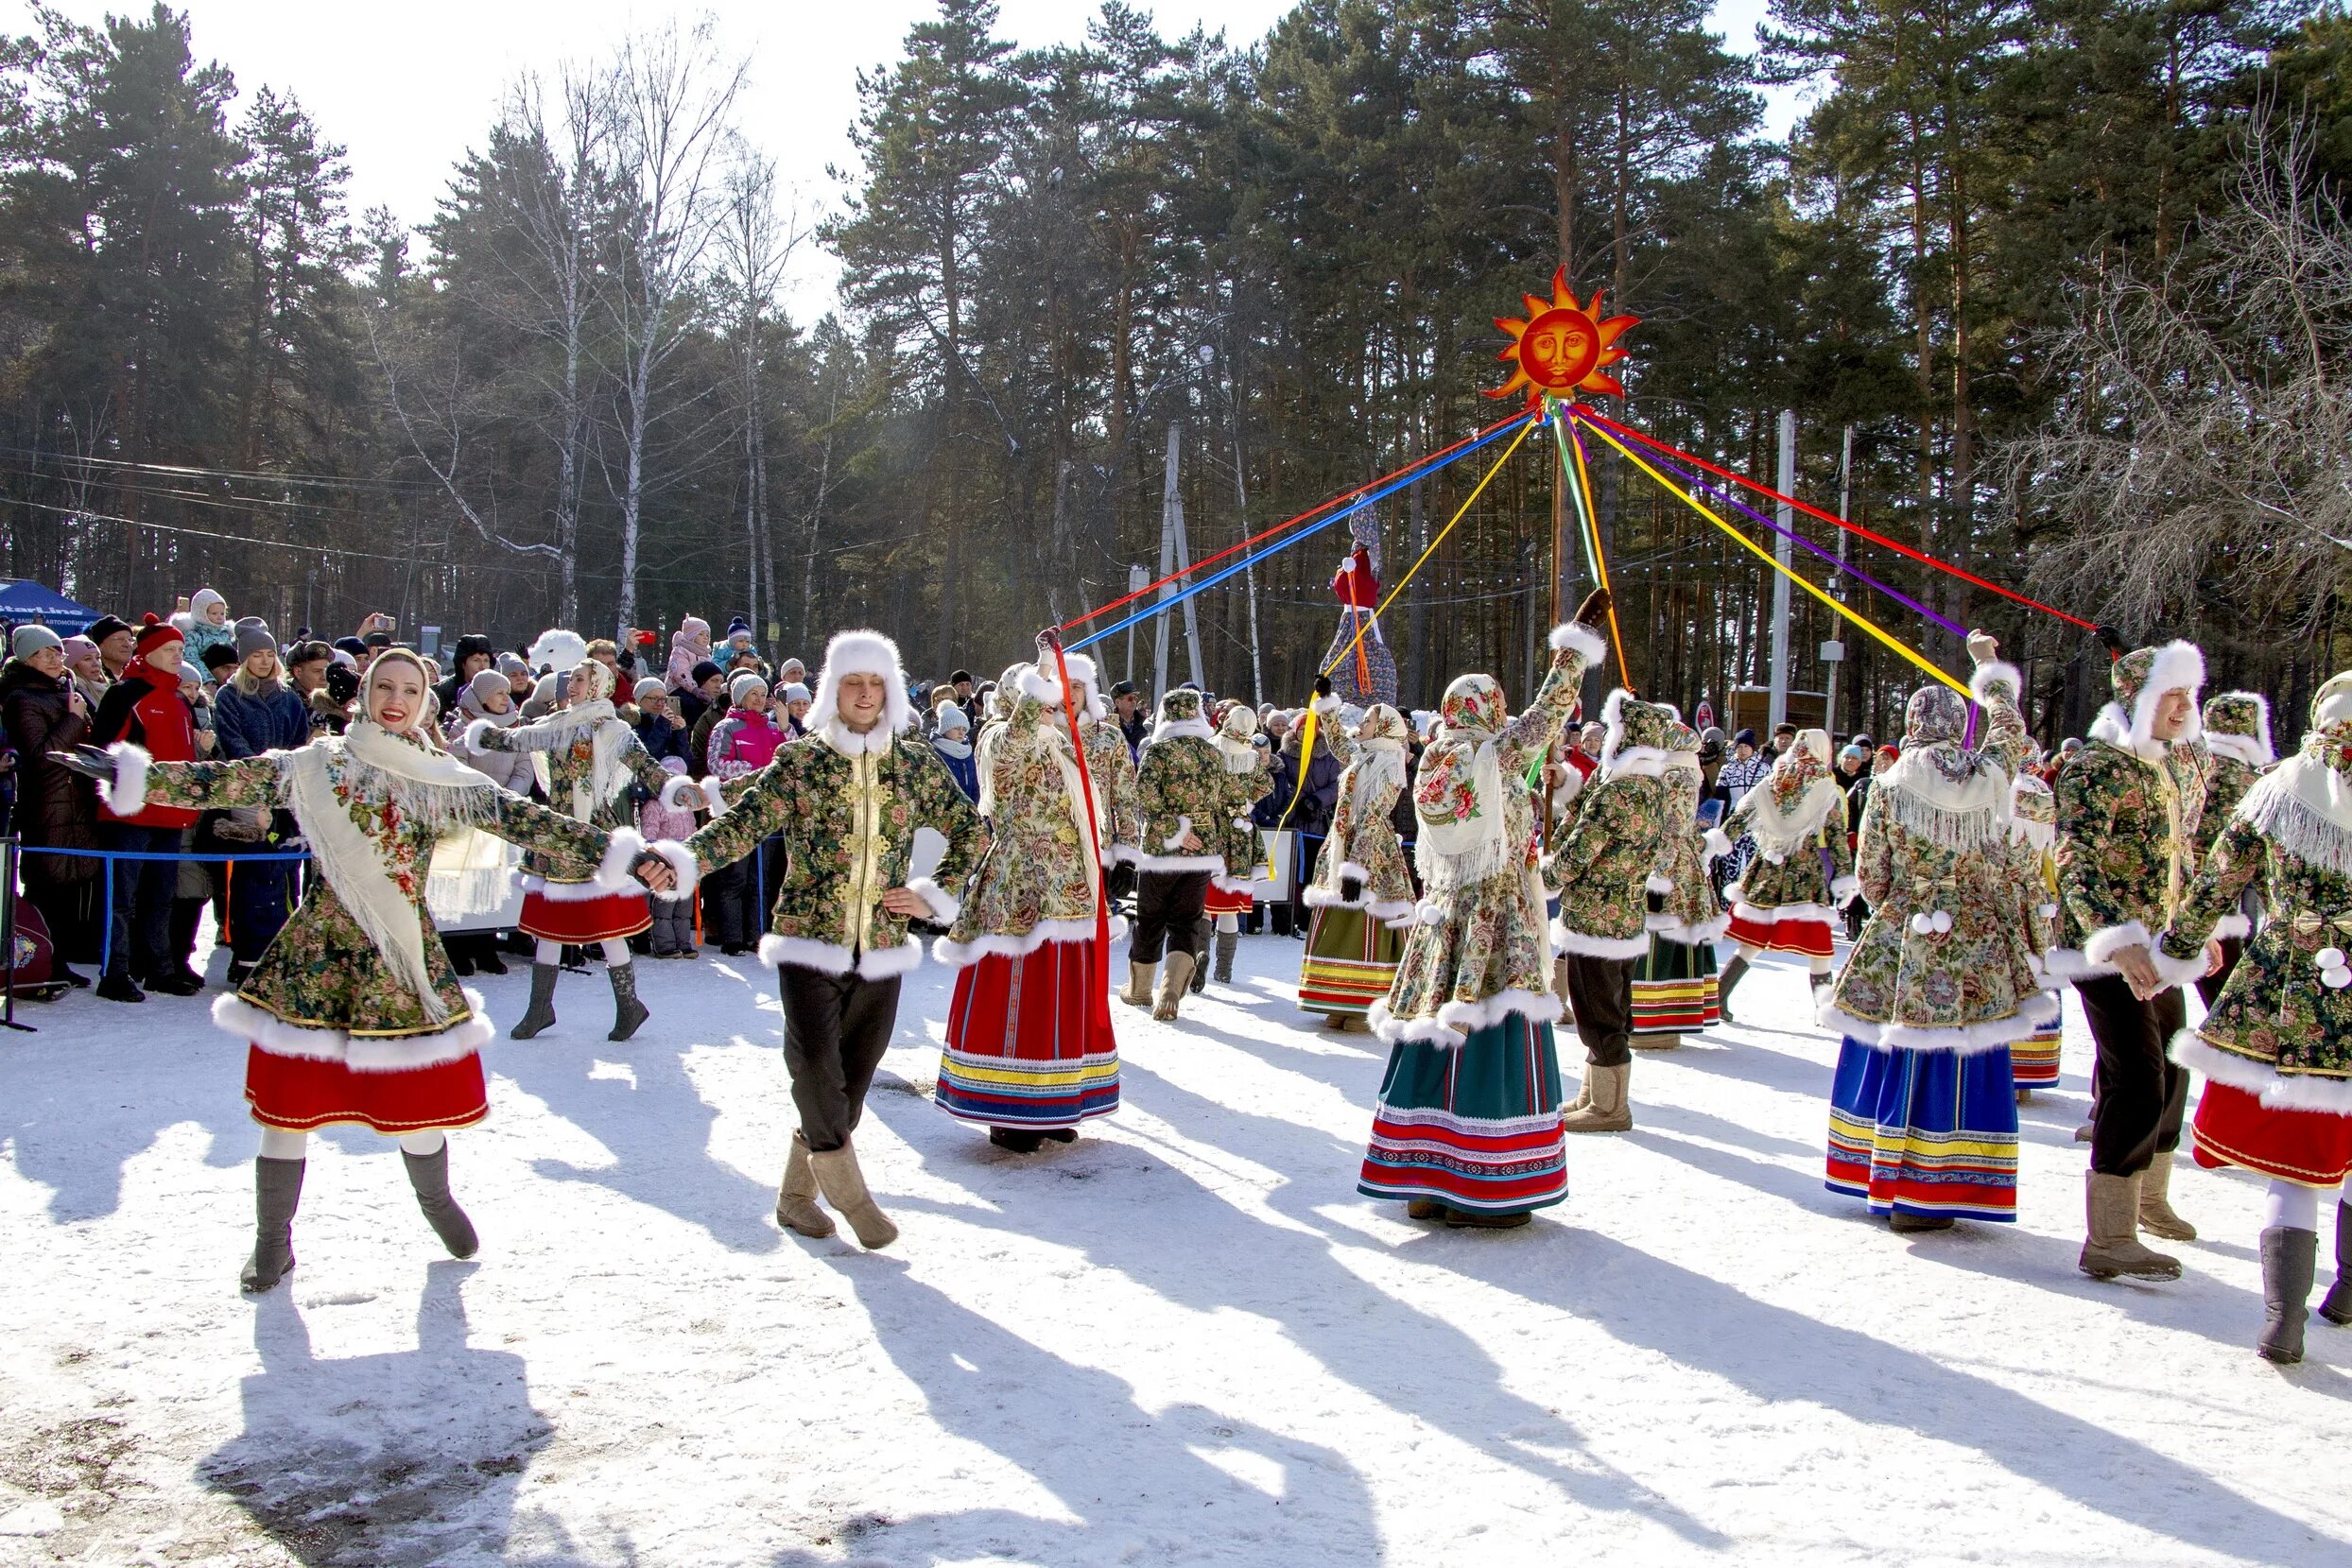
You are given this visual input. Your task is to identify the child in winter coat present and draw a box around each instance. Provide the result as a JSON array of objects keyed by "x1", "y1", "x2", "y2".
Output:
[
  {"x1": 666, "y1": 616, "x2": 712, "y2": 692},
  {"x1": 639, "y1": 757, "x2": 700, "y2": 957},
  {"x1": 173, "y1": 588, "x2": 236, "y2": 669}
]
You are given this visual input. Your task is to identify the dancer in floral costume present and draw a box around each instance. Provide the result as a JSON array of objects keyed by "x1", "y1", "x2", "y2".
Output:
[
  {"x1": 1626, "y1": 717, "x2": 1726, "y2": 1050},
  {"x1": 61, "y1": 649, "x2": 638, "y2": 1292},
  {"x1": 1200, "y1": 699, "x2": 1272, "y2": 988},
  {"x1": 1299, "y1": 703, "x2": 1417, "y2": 1025},
  {"x1": 467, "y1": 649, "x2": 675, "y2": 1042},
  {"x1": 2053, "y1": 637, "x2": 2210, "y2": 1280},
  {"x1": 1063, "y1": 652, "x2": 1141, "y2": 866},
  {"x1": 1711, "y1": 729, "x2": 1857, "y2": 1020},
  {"x1": 1548, "y1": 689, "x2": 1678, "y2": 1134},
  {"x1": 1819, "y1": 639, "x2": 2047, "y2": 1230},
  {"x1": 2193, "y1": 691, "x2": 2273, "y2": 1006},
  {"x1": 2151, "y1": 673, "x2": 2352, "y2": 1361},
  {"x1": 1125, "y1": 688, "x2": 1260, "y2": 1019},
  {"x1": 1356, "y1": 591, "x2": 1608, "y2": 1229},
  {"x1": 2003, "y1": 773, "x2": 2065, "y2": 1095},
  {"x1": 677, "y1": 629, "x2": 988, "y2": 1249},
  {"x1": 933, "y1": 643, "x2": 1123, "y2": 1151}
]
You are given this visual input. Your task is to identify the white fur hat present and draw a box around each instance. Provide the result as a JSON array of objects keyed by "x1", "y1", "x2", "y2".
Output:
[{"x1": 806, "y1": 629, "x2": 912, "y2": 755}]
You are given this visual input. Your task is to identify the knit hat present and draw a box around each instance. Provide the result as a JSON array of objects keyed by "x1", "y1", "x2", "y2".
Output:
[
  {"x1": 730, "y1": 672, "x2": 769, "y2": 706},
  {"x1": 85, "y1": 613, "x2": 131, "y2": 646},
  {"x1": 496, "y1": 651, "x2": 530, "y2": 680},
  {"x1": 134, "y1": 613, "x2": 182, "y2": 658},
  {"x1": 935, "y1": 704, "x2": 970, "y2": 736},
  {"x1": 334, "y1": 635, "x2": 368, "y2": 659},
  {"x1": 632, "y1": 676, "x2": 666, "y2": 703},
  {"x1": 2202, "y1": 691, "x2": 2274, "y2": 768},
  {"x1": 199, "y1": 641, "x2": 240, "y2": 673},
  {"x1": 190, "y1": 587, "x2": 225, "y2": 622},
  {"x1": 725, "y1": 615, "x2": 752, "y2": 640},
  {"x1": 689, "y1": 658, "x2": 722, "y2": 685},
  {"x1": 950, "y1": 668, "x2": 974, "y2": 685},
  {"x1": 2093, "y1": 639, "x2": 2205, "y2": 757},
  {"x1": 233, "y1": 617, "x2": 275, "y2": 662},
  {"x1": 61, "y1": 633, "x2": 96, "y2": 665},
  {"x1": 324, "y1": 663, "x2": 359, "y2": 705},
  {"x1": 778, "y1": 681, "x2": 811, "y2": 705},
  {"x1": 468, "y1": 668, "x2": 510, "y2": 707},
  {"x1": 1733, "y1": 727, "x2": 1758, "y2": 749},
  {"x1": 11, "y1": 623, "x2": 62, "y2": 659}
]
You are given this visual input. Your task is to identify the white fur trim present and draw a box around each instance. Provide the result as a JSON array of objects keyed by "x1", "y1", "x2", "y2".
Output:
[
  {"x1": 658, "y1": 773, "x2": 703, "y2": 811},
  {"x1": 1549, "y1": 922, "x2": 1653, "y2": 959},
  {"x1": 2205, "y1": 732, "x2": 2271, "y2": 767},
  {"x1": 2040, "y1": 944, "x2": 2097, "y2": 978},
  {"x1": 212, "y1": 989, "x2": 494, "y2": 1073},
  {"x1": 1703, "y1": 826, "x2": 1734, "y2": 861},
  {"x1": 1149, "y1": 716, "x2": 1216, "y2": 745},
  {"x1": 700, "y1": 777, "x2": 729, "y2": 815},
  {"x1": 1830, "y1": 874, "x2": 1861, "y2": 908},
  {"x1": 933, "y1": 916, "x2": 1110, "y2": 966},
  {"x1": 1550, "y1": 622, "x2": 1607, "y2": 663},
  {"x1": 2081, "y1": 920, "x2": 2154, "y2": 970},
  {"x1": 905, "y1": 876, "x2": 960, "y2": 926},
  {"x1": 99, "y1": 741, "x2": 151, "y2": 817},
  {"x1": 646, "y1": 838, "x2": 700, "y2": 899},
  {"x1": 1313, "y1": 694, "x2": 1341, "y2": 717},
  {"x1": 1163, "y1": 815, "x2": 1194, "y2": 851},
  {"x1": 1820, "y1": 990, "x2": 2061, "y2": 1057},
  {"x1": 2131, "y1": 640, "x2": 2205, "y2": 747},
  {"x1": 806, "y1": 629, "x2": 913, "y2": 746},
  {"x1": 2146, "y1": 941, "x2": 2212, "y2": 992},
  {"x1": 2212, "y1": 912, "x2": 2251, "y2": 939},
  {"x1": 1602, "y1": 749, "x2": 1671, "y2": 780},
  {"x1": 1648, "y1": 911, "x2": 1731, "y2": 944},
  {"x1": 1014, "y1": 667, "x2": 1064, "y2": 705},
  {"x1": 1368, "y1": 988, "x2": 1565, "y2": 1048},
  {"x1": 856, "y1": 935, "x2": 925, "y2": 978},
  {"x1": 1644, "y1": 872, "x2": 1675, "y2": 895},
  {"x1": 596, "y1": 826, "x2": 649, "y2": 893},
  {"x1": 758, "y1": 932, "x2": 853, "y2": 974},
  {"x1": 1967, "y1": 661, "x2": 2022, "y2": 705},
  {"x1": 460, "y1": 717, "x2": 496, "y2": 757},
  {"x1": 1729, "y1": 897, "x2": 1836, "y2": 926},
  {"x1": 2171, "y1": 1029, "x2": 2352, "y2": 1114},
  {"x1": 1370, "y1": 898, "x2": 1420, "y2": 924}
]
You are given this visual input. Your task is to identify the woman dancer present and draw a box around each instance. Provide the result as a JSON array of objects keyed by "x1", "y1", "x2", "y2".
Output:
[
  {"x1": 1628, "y1": 716, "x2": 1728, "y2": 1050},
  {"x1": 468, "y1": 648, "x2": 675, "y2": 1041},
  {"x1": 1200, "y1": 700, "x2": 1272, "y2": 988},
  {"x1": 933, "y1": 641, "x2": 1123, "y2": 1150},
  {"x1": 2004, "y1": 773, "x2": 2065, "y2": 1096},
  {"x1": 2151, "y1": 673, "x2": 2352, "y2": 1361},
  {"x1": 1299, "y1": 703, "x2": 1418, "y2": 1027},
  {"x1": 59, "y1": 649, "x2": 640, "y2": 1291},
  {"x1": 1712, "y1": 728, "x2": 1857, "y2": 1020},
  {"x1": 1818, "y1": 640, "x2": 2049, "y2": 1231},
  {"x1": 1357, "y1": 592, "x2": 1608, "y2": 1228}
]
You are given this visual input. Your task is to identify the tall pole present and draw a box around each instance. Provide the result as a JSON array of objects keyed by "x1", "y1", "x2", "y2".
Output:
[
  {"x1": 1825, "y1": 423, "x2": 1853, "y2": 736},
  {"x1": 1125, "y1": 562, "x2": 1146, "y2": 687},
  {"x1": 1154, "y1": 422, "x2": 1180, "y2": 696},
  {"x1": 1767, "y1": 409, "x2": 1796, "y2": 731},
  {"x1": 1550, "y1": 407, "x2": 1569, "y2": 624},
  {"x1": 1221, "y1": 337, "x2": 1265, "y2": 704}
]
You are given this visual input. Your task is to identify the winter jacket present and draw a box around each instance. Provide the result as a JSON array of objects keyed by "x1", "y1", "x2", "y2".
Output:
[
  {"x1": 634, "y1": 711, "x2": 688, "y2": 766},
  {"x1": 666, "y1": 618, "x2": 713, "y2": 691},
  {"x1": 213, "y1": 676, "x2": 311, "y2": 761},
  {"x1": 689, "y1": 703, "x2": 725, "y2": 778},
  {"x1": 707, "y1": 706, "x2": 787, "y2": 780},
  {"x1": 0, "y1": 658, "x2": 98, "y2": 884},
  {"x1": 92, "y1": 657, "x2": 199, "y2": 828},
  {"x1": 179, "y1": 618, "x2": 234, "y2": 670},
  {"x1": 931, "y1": 734, "x2": 980, "y2": 802},
  {"x1": 448, "y1": 701, "x2": 535, "y2": 795}
]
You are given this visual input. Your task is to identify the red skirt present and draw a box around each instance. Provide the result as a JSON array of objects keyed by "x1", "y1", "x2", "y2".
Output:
[
  {"x1": 245, "y1": 1046, "x2": 489, "y2": 1134},
  {"x1": 1726, "y1": 908, "x2": 1835, "y2": 959},
  {"x1": 521, "y1": 887, "x2": 650, "y2": 943},
  {"x1": 937, "y1": 938, "x2": 1120, "y2": 1129},
  {"x1": 1203, "y1": 882, "x2": 1255, "y2": 919},
  {"x1": 2191, "y1": 1079, "x2": 2352, "y2": 1187}
]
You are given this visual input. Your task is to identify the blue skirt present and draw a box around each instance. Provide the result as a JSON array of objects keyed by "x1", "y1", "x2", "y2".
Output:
[{"x1": 1825, "y1": 1038, "x2": 2017, "y2": 1221}]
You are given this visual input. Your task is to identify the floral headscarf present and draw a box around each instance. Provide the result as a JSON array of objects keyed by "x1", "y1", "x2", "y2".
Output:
[
  {"x1": 1766, "y1": 728, "x2": 1833, "y2": 814},
  {"x1": 1875, "y1": 680, "x2": 2015, "y2": 851},
  {"x1": 1415, "y1": 675, "x2": 1515, "y2": 890},
  {"x1": 1436, "y1": 672, "x2": 1506, "y2": 738}
]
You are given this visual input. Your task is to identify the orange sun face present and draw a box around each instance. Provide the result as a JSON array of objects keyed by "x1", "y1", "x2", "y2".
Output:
[{"x1": 1489, "y1": 268, "x2": 1638, "y2": 402}]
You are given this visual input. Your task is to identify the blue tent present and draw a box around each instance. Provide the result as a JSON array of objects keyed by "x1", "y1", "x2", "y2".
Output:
[{"x1": 0, "y1": 579, "x2": 103, "y2": 635}]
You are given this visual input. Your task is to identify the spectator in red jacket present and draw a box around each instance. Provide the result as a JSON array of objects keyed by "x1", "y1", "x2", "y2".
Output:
[{"x1": 88, "y1": 614, "x2": 199, "y2": 1002}]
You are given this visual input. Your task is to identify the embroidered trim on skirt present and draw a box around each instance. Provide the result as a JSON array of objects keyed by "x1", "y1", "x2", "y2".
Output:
[
  {"x1": 1632, "y1": 935, "x2": 1719, "y2": 1037},
  {"x1": 1358, "y1": 1011, "x2": 1566, "y2": 1214},
  {"x1": 521, "y1": 887, "x2": 651, "y2": 944},
  {"x1": 2190, "y1": 1079, "x2": 2352, "y2": 1188},
  {"x1": 1825, "y1": 1037, "x2": 2017, "y2": 1221},
  {"x1": 1300, "y1": 905, "x2": 1403, "y2": 1018},
  {"x1": 2010, "y1": 996, "x2": 2062, "y2": 1088},
  {"x1": 1726, "y1": 908, "x2": 1834, "y2": 959},
  {"x1": 937, "y1": 937, "x2": 1120, "y2": 1130},
  {"x1": 245, "y1": 1045, "x2": 489, "y2": 1134}
]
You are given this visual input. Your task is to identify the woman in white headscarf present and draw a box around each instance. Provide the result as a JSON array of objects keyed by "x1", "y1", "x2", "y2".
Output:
[
  {"x1": 1710, "y1": 727, "x2": 1859, "y2": 1018},
  {"x1": 58, "y1": 648, "x2": 643, "y2": 1293},
  {"x1": 1299, "y1": 703, "x2": 1417, "y2": 1026}
]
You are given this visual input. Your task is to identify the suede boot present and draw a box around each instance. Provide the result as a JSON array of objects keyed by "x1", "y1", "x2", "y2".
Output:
[
  {"x1": 1155, "y1": 951, "x2": 1197, "y2": 1021},
  {"x1": 1406, "y1": 1198, "x2": 1447, "y2": 1220},
  {"x1": 808, "y1": 1140, "x2": 897, "y2": 1249},
  {"x1": 510, "y1": 962, "x2": 560, "y2": 1039},
  {"x1": 240, "y1": 1157, "x2": 304, "y2": 1293},
  {"x1": 2257, "y1": 1226, "x2": 2318, "y2": 1364},
  {"x1": 2137, "y1": 1150, "x2": 2197, "y2": 1242},
  {"x1": 1444, "y1": 1207, "x2": 1531, "y2": 1230},
  {"x1": 2320, "y1": 1202, "x2": 2352, "y2": 1326},
  {"x1": 401, "y1": 1142, "x2": 479, "y2": 1259},
  {"x1": 1212, "y1": 930, "x2": 1237, "y2": 984},
  {"x1": 1715, "y1": 953, "x2": 1749, "y2": 1023},
  {"x1": 1120, "y1": 960, "x2": 1156, "y2": 1008},
  {"x1": 1190, "y1": 943, "x2": 1210, "y2": 992},
  {"x1": 607, "y1": 961, "x2": 649, "y2": 1042},
  {"x1": 990, "y1": 1128, "x2": 1046, "y2": 1153},
  {"x1": 1562, "y1": 1061, "x2": 1632, "y2": 1133},
  {"x1": 2079, "y1": 1172, "x2": 2182, "y2": 1281},
  {"x1": 774, "y1": 1132, "x2": 835, "y2": 1238}
]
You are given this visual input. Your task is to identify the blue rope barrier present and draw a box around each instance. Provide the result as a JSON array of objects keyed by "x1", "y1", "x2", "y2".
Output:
[{"x1": 9, "y1": 844, "x2": 313, "y2": 980}]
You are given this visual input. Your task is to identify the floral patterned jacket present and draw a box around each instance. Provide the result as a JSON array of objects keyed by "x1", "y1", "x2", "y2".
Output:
[
  {"x1": 474, "y1": 715, "x2": 670, "y2": 885},
  {"x1": 136, "y1": 739, "x2": 614, "y2": 1051},
  {"x1": 1081, "y1": 714, "x2": 1143, "y2": 862},
  {"x1": 2191, "y1": 750, "x2": 2262, "y2": 863},
  {"x1": 686, "y1": 729, "x2": 988, "y2": 978},
  {"x1": 1306, "y1": 750, "x2": 1415, "y2": 922},
  {"x1": 1821, "y1": 665, "x2": 2048, "y2": 1049},
  {"x1": 1716, "y1": 794, "x2": 1856, "y2": 920},
  {"x1": 1647, "y1": 756, "x2": 1726, "y2": 946},
  {"x1": 1377, "y1": 623, "x2": 1602, "y2": 1044},
  {"x1": 1133, "y1": 730, "x2": 1260, "y2": 882},
  {"x1": 2054, "y1": 736, "x2": 2211, "y2": 975},
  {"x1": 1548, "y1": 771, "x2": 1673, "y2": 957},
  {"x1": 938, "y1": 676, "x2": 1116, "y2": 962}
]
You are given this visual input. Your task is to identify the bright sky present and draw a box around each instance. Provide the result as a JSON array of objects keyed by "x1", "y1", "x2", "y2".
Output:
[{"x1": 23, "y1": 0, "x2": 1800, "y2": 323}]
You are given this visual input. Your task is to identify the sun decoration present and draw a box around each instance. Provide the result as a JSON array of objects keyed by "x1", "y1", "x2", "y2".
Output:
[{"x1": 1488, "y1": 268, "x2": 1638, "y2": 402}]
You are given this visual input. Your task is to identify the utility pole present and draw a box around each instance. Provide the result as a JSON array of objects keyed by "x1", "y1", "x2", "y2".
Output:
[
  {"x1": 1124, "y1": 562, "x2": 1147, "y2": 687},
  {"x1": 1153, "y1": 422, "x2": 1204, "y2": 697},
  {"x1": 1767, "y1": 409, "x2": 1796, "y2": 731},
  {"x1": 1824, "y1": 424, "x2": 1854, "y2": 737}
]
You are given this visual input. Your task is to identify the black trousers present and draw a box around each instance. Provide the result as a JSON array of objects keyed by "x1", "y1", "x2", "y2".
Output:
[
  {"x1": 2075, "y1": 974, "x2": 2190, "y2": 1177},
  {"x1": 2195, "y1": 934, "x2": 2245, "y2": 1011},
  {"x1": 776, "y1": 964, "x2": 903, "y2": 1152},
  {"x1": 1565, "y1": 953, "x2": 1637, "y2": 1066},
  {"x1": 1133, "y1": 870, "x2": 1210, "y2": 963},
  {"x1": 700, "y1": 854, "x2": 764, "y2": 948}
]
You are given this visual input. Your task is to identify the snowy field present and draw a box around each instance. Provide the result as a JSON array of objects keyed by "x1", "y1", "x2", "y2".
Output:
[{"x1": 2, "y1": 930, "x2": 2347, "y2": 1568}]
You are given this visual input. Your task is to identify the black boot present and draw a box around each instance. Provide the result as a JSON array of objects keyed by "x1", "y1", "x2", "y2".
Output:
[
  {"x1": 2320, "y1": 1202, "x2": 2352, "y2": 1326},
  {"x1": 1212, "y1": 930, "x2": 1237, "y2": 984},
  {"x1": 1190, "y1": 942, "x2": 1210, "y2": 993},
  {"x1": 607, "y1": 961, "x2": 649, "y2": 1042},
  {"x1": 240, "y1": 1156, "x2": 304, "y2": 1293},
  {"x1": 401, "y1": 1141, "x2": 479, "y2": 1259},
  {"x1": 510, "y1": 962, "x2": 559, "y2": 1039},
  {"x1": 1715, "y1": 954, "x2": 1749, "y2": 1024},
  {"x1": 95, "y1": 968, "x2": 146, "y2": 1004},
  {"x1": 2258, "y1": 1226, "x2": 2318, "y2": 1364},
  {"x1": 989, "y1": 1127, "x2": 1046, "y2": 1154}
]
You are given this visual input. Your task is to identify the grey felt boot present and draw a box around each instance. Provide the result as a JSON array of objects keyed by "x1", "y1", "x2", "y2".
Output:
[
  {"x1": 1715, "y1": 954, "x2": 1749, "y2": 1024},
  {"x1": 2257, "y1": 1226, "x2": 2318, "y2": 1365},
  {"x1": 1190, "y1": 941, "x2": 1210, "y2": 992},
  {"x1": 1212, "y1": 930, "x2": 1237, "y2": 984},
  {"x1": 401, "y1": 1142, "x2": 479, "y2": 1259},
  {"x1": 2320, "y1": 1202, "x2": 2352, "y2": 1326},
  {"x1": 607, "y1": 961, "x2": 649, "y2": 1042},
  {"x1": 510, "y1": 962, "x2": 560, "y2": 1039},
  {"x1": 240, "y1": 1157, "x2": 304, "y2": 1293}
]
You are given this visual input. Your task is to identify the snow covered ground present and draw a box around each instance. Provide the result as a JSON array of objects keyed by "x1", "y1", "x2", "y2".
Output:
[{"x1": 2, "y1": 930, "x2": 2347, "y2": 1567}]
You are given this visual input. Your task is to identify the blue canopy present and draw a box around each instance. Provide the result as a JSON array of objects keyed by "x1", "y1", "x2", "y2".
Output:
[{"x1": 0, "y1": 578, "x2": 103, "y2": 636}]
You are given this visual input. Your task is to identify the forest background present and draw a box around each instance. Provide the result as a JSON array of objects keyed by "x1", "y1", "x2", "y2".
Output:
[{"x1": 3, "y1": 0, "x2": 2349, "y2": 742}]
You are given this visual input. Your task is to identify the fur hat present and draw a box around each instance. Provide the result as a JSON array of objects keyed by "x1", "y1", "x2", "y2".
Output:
[
  {"x1": 1600, "y1": 689, "x2": 1679, "y2": 774},
  {"x1": 85, "y1": 613, "x2": 131, "y2": 646},
  {"x1": 2092, "y1": 640, "x2": 2205, "y2": 759},
  {"x1": 805, "y1": 629, "x2": 912, "y2": 754},
  {"x1": 527, "y1": 628, "x2": 589, "y2": 674},
  {"x1": 1058, "y1": 651, "x2": 1107, "y2": 722},
  {"x1": 1150, "y1": 686, "x2": 1213, "y2": 743},
  {"x1": 133, "y1": 612, "x2": 182, "y2": 659},
  {"x1": 452, "y1": 632, "x2": 495, "y2": 668},
  {"x1": 2202, "y1": 691, "x2": 2273, "y2": 767}
]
